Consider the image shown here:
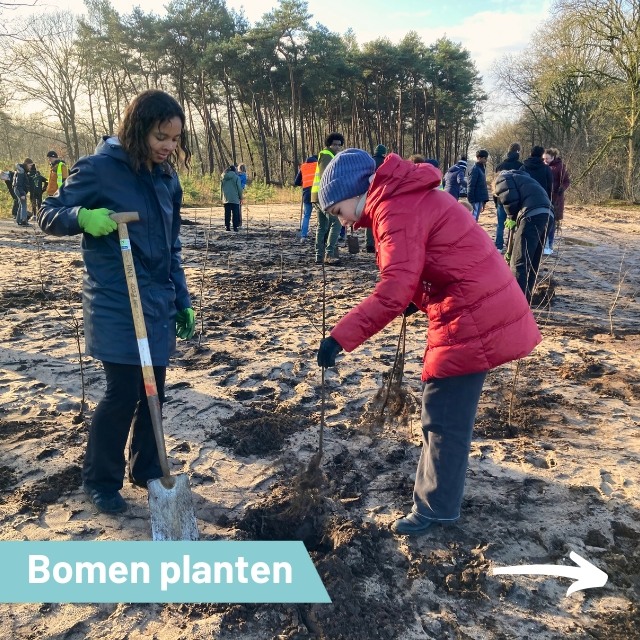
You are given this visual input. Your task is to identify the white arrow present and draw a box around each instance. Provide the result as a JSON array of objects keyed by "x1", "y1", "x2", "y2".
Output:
[{"x1": 492, "y1": 551, "x2": 608, "y2": 596}]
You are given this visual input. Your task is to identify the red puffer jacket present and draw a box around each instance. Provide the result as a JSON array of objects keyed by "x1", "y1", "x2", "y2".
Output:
[{"x1": 331, "y1": 154, "x2": 541, "y2": 380}]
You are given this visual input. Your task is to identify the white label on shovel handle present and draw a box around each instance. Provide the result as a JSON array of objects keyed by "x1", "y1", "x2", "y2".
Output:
[
  {"x1": 137, "y1": 338, "x2": 153, "y2": 368},
  {"x1": 120, "y1": 238, "x2": 131, "y2": 251}
]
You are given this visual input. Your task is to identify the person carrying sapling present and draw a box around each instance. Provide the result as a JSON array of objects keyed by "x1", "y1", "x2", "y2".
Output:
[{"x1": 315, "y1": 148, "x2": 541, "y2": 536}]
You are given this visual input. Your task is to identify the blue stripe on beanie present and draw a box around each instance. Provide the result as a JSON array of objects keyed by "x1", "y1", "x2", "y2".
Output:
[{"x1": 318, "y1": 148, "x2": 376, "y2": 211}]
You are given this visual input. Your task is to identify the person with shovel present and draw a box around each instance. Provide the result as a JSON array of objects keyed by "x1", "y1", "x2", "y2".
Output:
[
  {"x1": 315, "y1": 148, "x2": 541, "y2": 536},
  {"x1": 38, "y1": 90, "x2": 195, "y2": 515}
]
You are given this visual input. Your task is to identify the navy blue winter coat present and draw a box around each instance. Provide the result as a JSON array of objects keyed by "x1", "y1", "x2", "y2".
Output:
[
  {"x1": 467, "y1": 162, "x2": 489, "y2": 203},
  {"x1": 38, "y1": 137, "x2": 191, "y2": 366},
  {"x1": 443, "y1": 163, "x2": 466, "y2": 199}
]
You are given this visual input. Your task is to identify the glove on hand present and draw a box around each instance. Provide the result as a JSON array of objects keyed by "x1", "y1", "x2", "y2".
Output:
[
  {"x1": 317, "y1": 336, "x2": 343, "y2": 368},
  {"x1": 505, "y1": 252, "x2": 511, "y2": 263},
  {"x1": 505, "y1": 219, "x2": 517, "y2": 231},
  {"x1": 403, "y1": 302, "x2": 420, "y2": 317},
  {"x1": 176, "y1": 308, "x2": 196, "y2": 339},
  {"x1": 78, "y1": 207, "x2": 117, "y2": 237}
]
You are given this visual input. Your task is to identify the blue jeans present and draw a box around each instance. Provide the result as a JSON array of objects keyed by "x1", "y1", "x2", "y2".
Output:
[
  {"x1": 16, "y1": 196, "x2": 28, "y2": 225},
  {"x1": 314, "y1": 204, "x2": 341, "y2": 259},
  {"x1": 412, "y1": 371, "x2": 487, "y2": 521},
  {"x1": 471, "y1": 202, "x2": 483, "y2": 222},
  {"x1": 546, "y1": 217, "x2": 556, "y2": 249},
  {"x1": 495, "y1": 203, "x2": 507, "y2": 250},
  {"x1": 300, "y1": 200, "x2": 312, "y2": 238}
]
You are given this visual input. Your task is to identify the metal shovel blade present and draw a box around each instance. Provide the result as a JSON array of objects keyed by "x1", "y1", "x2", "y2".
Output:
[{"x1": 148, "y1": 474, "x2": 199, "y2": 541}]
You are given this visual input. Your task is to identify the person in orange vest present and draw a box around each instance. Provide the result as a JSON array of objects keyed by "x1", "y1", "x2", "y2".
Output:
[
  {"x1": 45, "y1": 150, "x2": 69, "y2": 196},
  {"x1": 294, "y1": 154, "x2": 317, "y2": 242}
]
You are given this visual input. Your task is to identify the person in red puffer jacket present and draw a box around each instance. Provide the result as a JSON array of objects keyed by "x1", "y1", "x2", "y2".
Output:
[{"x1": 316, "y1": 148, "x2": 541, "y2": 536}]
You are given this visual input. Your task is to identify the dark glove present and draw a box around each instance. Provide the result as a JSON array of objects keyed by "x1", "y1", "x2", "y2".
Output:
[
  {"x1": 403, "y1": 302, "x2": 419, "y2": 317},
  {"x1": 317, "y1": 336, "x2": 343, "y2": 367},
  {"x1": 78, "y1": 207, "x2": 117, "y2": 237},
  {"x1": 505, "y1": 219, "x2": 517, "y2": 230},
  {"x1": 176, "y1": 308, "x2": 196, "y2": 339}
]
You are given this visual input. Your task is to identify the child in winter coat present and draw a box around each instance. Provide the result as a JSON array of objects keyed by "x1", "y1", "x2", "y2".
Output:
[
  {"x1": 38, "y1": 90, "x2": 195, "y2": 515},
  {"x1": 316, "y1": 149, "x2": 541, "y2": 536}
]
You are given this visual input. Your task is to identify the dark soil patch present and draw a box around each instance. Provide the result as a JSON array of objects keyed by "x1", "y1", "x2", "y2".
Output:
[
  {"x1": 531, "y1": 276, "x2": 557, "y2": 308},
  {"x1": 475, "y1": 391, "x2": 563, "y2": 439},
  {"x1": 17, "y1": 465, "x2": 82, "y2": 515},
  {"x1": 216, "y1": 403, "x2": 313, "y2": 456},
  {"x1": 231, "y1": 480, "x2": 415, "y2": 640},
  {"x1": 0, "y1": 465, "x2": 17, "y2": 492},
  {"x1": 176, "y1": 345, "x2": 246, "y2": 371},
  {"x1": 204, "y1": 271, "x2": 303, "y2": 316},
  {"x1": 0, "y1": 419, "x2": 46, "y2": 440}
]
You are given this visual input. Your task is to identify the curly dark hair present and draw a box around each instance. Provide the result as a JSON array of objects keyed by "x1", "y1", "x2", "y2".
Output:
[
  {"x1": 325, "y1": 132, "x2": 345, "y2": 147},
  {"x1": 117, "y1": 90, "x2": 191, "y2": 171}
]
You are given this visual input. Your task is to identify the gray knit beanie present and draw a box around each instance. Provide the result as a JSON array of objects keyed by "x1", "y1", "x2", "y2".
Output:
[{"x1": 318, "y1": 148, "x2": 376, "y2": 211}]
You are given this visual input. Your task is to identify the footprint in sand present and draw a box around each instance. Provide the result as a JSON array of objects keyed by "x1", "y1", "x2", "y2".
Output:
[{"x1": 599, "y1": 469, "x2": 627, "y2": 498}]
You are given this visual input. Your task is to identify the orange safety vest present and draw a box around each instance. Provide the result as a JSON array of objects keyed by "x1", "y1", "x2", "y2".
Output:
[{"x1": 300, "y1": 161, "x2": 317, "y2": 188}]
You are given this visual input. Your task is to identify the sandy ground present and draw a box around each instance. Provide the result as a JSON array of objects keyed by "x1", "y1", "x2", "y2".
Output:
[{"x1": 0, "y1": 200, "x2": 639, "y2": 639}]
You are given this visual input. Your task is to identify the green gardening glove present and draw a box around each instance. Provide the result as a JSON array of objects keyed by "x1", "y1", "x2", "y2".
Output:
[
  {"x1": 78, "y1": 207, "x2": 117, "y2": 237},
  {"x1": 176, "y1": 308, "x2": 196, "y2": 339},
  {"x1": 505, "y1": 218, "x2": 517, "y2": 231}
]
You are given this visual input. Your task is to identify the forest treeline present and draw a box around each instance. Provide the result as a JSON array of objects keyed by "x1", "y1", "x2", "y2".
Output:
[
  {"x1": 0, "y1": 0, "x2": 638, "y2": 202},
  {"x1": 0, "y1": 0, "x2": 484, "y2": 186},
  {"x1": 484, "y1": 0, "x2": 640, "y2": 203}
]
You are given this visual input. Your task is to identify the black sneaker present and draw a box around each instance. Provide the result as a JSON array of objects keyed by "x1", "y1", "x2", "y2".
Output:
[
  {"x1": 324, "y1": 257, "x2": 342, "y2": 267},
  {"x1": 366, "y1": 246, "x2": 375, "y2": 253},
  {"x1": 83, "y1": 484, "x2": 127, "y2": 514}
]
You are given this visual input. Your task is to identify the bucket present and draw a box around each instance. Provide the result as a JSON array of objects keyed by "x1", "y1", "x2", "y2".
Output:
[{"x1": 347, "y1": 234, "x2": 360, "y2": 254}]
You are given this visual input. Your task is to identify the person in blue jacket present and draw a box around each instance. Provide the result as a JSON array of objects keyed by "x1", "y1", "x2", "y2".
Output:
[{"x1": 38, "y1": 90, "x2": 195, "y2": 515}]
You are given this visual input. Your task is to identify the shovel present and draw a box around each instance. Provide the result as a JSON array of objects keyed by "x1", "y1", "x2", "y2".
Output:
[{"x1": 111, "y1": 212, "x2": 199, "y2": 541}]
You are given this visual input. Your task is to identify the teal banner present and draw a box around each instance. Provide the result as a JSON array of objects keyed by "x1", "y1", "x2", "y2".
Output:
[{"x1": 0, "y1": 541, "x2": 330, "y2": 603}]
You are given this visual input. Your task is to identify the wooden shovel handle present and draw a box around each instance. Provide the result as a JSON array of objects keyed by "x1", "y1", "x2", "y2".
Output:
[{"x1": 112, "y1": 211, "x2": 172, "y2": 479}]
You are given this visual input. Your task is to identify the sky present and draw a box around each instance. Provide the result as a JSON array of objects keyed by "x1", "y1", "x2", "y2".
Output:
[{"x1": 9, "y1": 0, "x2": 553, "y2": 129}]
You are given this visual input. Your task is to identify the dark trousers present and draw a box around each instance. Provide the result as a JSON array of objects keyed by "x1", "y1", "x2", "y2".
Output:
[
  {"x1": 83, "y1": 362, "x2": 165, "y2": 493},
  {"x1": 510, "y1": 213, "x2": 550, "y2": 302},
  {"x1": 412, "y1": 371, "x2": 487, "y2": 521},
  {"x1": 11, "y1": 195, "x2": 19, "y2": 218},
  {"x1": 30, "y1": 194, "x2": 42, "y2": 216},
  {"x1": 224, "y1": 203, "x2": 240, "y2": 231}
]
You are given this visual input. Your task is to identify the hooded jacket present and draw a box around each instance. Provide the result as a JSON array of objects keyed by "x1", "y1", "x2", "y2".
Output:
[
  {"x1": 496, "y1": 151, "x2": 523, "y2": 172},
  {"x1": 12, "y1": 164, "x2": 30, "y2": 198},
  {"x1": 493, "y1": 169, "x2": 553, "y2": 221},
  {"x1": 331, "y1": 154, "x2": 541, "y2": 380},
  {"x1": 523, "y1": 156, "x2": 552, "y2": 197},
  {"x1": 221, "y1": 168, "x2": 243, "y2": 204},
  {"x1": 442, "y1": 163, "x2": 466, "y2": 199},
  {"x1": 38, "y1": 136, "x2": 191, "y2": 366}
]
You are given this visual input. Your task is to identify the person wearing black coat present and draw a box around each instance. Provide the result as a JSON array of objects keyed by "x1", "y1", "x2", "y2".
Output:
[
  {"x1": 494, "y1": 169, "x2": 553, "y2": 303},
  {"x1": 28, "y1": 163, "x2": 47, "y2": 216},
  {"x1": 494, "y1": 143, "x2": 523, "y2": 250},
  {"x1": 467, "y1": 149, "x2": 489, "y2": 221},
  {"x1": 523, "y1": 146, "x2": 552, "y2": 198}
]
